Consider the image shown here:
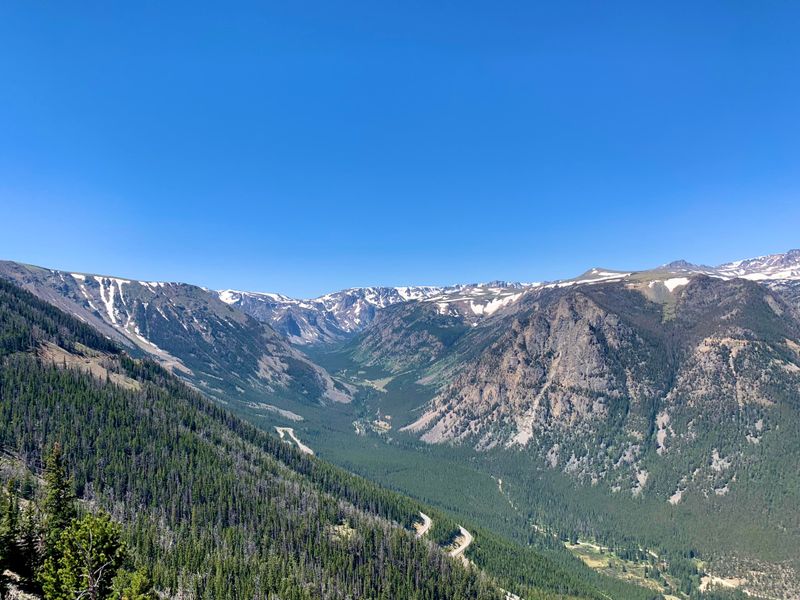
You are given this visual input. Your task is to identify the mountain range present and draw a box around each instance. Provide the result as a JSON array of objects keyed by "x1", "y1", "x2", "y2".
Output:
[
  {"x1": 218, "y1": 249, "x2": 800, "y2": 342},
  {"x1": 2, "y1": 249, "x2": 800, "y2": 598}
]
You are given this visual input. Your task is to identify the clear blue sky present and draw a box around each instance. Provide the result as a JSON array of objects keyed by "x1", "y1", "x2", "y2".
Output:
[{"x1": 2, "y1": 1, "x2": 799, "y2": 297}]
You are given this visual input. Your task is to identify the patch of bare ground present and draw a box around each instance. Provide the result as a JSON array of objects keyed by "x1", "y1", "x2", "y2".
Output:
[
  {"x1": 706, "y1": 557, "x2": 800, "y2": 600},
  {"x1": 275, "y1": 427, "x2": 314, "y2": 455},
  {"x1": 38, "y1": 342, "x2": 140, "y2": 390}
]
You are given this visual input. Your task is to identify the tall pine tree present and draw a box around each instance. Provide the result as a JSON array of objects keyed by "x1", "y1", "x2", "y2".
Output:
[
  {"x1": 40, "y1": 512, "x2": 127, "y2": 600},
  {"x1": 41, "y1": 443, "x2": 76, "y2": 556}
]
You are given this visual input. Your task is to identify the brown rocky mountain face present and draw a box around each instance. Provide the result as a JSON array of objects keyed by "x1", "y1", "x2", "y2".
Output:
[
  {"x1": 350, "y1": 302, "x2": 471, "y2": 373},
  {"x1": 402, "y1": 284, "x2": 667, "y2": 452},
  {"x1": 404, "y1": 276, "x2": 800, "y2": 494}
]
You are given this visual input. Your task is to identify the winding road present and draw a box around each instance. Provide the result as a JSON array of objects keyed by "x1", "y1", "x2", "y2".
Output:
[
  {"x1": 414, "y1": 512, "x2": 433, "y2": 538},
  {"x1": 271, "y1": 432, "x2": 494, "y2": 591},
  {"x1": 449, "y1": 526, "x2": 474, "y2": 566}
]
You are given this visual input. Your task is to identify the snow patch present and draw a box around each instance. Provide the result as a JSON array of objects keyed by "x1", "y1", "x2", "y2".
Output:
[
  {"x1": 218, "y1": 290, "x2": 240, "y2": 304},
  {"x1": 95, "y1": 276, "x2": 117, "y2": 324},
  {"x1": 663, "y1": 277, "x2": 690, "y2": 292}
]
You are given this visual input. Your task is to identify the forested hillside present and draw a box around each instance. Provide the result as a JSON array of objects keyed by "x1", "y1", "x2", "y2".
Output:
[
  {"x1": 0, "y1": 261, "x2": 351, "y2": 411},
  {"x1": 0, "y1": 278, "x2": 502, "y2": 599}
]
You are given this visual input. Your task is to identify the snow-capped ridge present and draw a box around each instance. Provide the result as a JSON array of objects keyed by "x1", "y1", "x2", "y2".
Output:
[
  {"x1": 648, "y1": 249, "x2": 800, "y2": 282},
  {"x1": 219, "y1": 283, "x2": 532, "y2": 344},
  {"x1": 714, "y1": 249, "x2": 800, "y2": 281},
  {"x1": 219, "y1": 249, "x2": 800, "y2": 345}
]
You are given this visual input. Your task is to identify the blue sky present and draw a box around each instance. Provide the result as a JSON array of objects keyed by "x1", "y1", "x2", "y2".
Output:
[{"x1": 2, "y1": 1, "x2": 799, "y2": 297}]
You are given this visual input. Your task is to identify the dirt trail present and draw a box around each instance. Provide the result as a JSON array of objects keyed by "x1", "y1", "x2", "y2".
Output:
[
  {"x1": 414, "y1": 512, "x2": 433, "y2": 538},
  {"x1": 275, "y1": 427, "x2": 314, "y2": 455}
]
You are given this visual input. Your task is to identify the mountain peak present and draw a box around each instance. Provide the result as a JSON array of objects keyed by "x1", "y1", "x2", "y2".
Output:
[{"x1": 660, "y1": 259, "x2": 699, "y2": 270}]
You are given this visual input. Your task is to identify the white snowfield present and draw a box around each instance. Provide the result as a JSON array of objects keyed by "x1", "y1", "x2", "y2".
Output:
[
  {"x1": 275, "y1": 427, "x2": 314, "y2": 455},
  {"x1": 219, "y1": 289, "x2": 293, "y2": 305},
  {"x1": 662, "y1": 277, "x2": 690, "y2": 292}
]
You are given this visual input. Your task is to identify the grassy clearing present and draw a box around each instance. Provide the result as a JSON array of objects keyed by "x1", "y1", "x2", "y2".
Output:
[{"x1": 565, "y1": 540, "x2": 690, "y2": 597}]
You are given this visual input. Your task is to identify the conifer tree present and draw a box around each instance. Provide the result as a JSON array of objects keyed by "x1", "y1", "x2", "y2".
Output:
[
  {"x1": 111, "y1": 568, "x2": 157, "y2": 600},
  {"x1": 0, "y1": 482, "x2": 21, "y2": 572},
  {"x1": 41, "y1": 443, "x2": 77, "y2": 556},
  {"x1": 40, "y1": 512, "x2": 127, "y2": 600},
  {"x1": 20, "y1": 501, "x2": 41, "y2": 583}
]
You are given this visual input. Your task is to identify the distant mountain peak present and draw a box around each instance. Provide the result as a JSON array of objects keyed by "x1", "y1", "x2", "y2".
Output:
[{"x1": 660, "y1": 259, "x2": 700, "y2": 270}]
